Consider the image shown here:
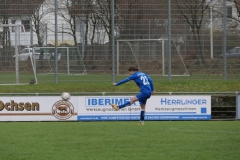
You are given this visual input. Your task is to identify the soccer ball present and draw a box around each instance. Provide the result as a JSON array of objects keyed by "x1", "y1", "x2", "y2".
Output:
[{"x1": 61, "y1": 92, "x2": 70, "y2": 101}]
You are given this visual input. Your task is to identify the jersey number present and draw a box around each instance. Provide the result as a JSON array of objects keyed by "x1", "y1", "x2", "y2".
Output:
[{"x1": 140, "y1": 76, "x2": 150, "y2": 85}]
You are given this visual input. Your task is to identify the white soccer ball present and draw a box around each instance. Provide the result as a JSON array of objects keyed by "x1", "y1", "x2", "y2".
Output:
[{"x1": 61, "y1": 92, "x2": 70, "y2": 101}]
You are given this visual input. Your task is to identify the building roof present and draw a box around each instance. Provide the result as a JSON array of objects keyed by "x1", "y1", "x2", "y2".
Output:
[{"x1": 0, "y1": 0, "x2": 44, "y2": 16}]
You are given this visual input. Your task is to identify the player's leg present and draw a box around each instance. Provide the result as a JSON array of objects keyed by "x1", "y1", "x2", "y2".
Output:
[
  {"x1": 120, "y1": 96, "x2": 138, "y2": 108},
  {"x1": 138, "y1": 103, "x2": 146, "y2": 125},
  {"x1": 111, "y1": 96, "x2": 138, "y2": 111},
  {"x1": 137, "y1": 92, "x2": 151, "y2": 125}
]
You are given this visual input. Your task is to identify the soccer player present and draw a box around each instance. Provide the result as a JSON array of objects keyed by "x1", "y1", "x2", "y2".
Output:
[{"x1": 111, "y1": 66, "x2": 155, "y2": 125}]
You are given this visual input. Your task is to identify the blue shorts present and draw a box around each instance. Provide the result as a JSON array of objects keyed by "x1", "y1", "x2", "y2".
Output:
[{"x1": 136, "y1": 92, "x2": 151, "y2": 105}]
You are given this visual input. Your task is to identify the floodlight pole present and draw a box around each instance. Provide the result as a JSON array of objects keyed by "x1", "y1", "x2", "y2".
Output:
[
  {"x1": 207, "y1": 0, "x2": 213, "y2": 59},
  {"x1": 210, "y1": 6, "x2": 213, "y2": 59},
  {"x1": 168, "y1": 0, "x2": 172, "y2": 81},
  {"x1": 81, "y1": 0, "x2": 85, "y2": 67},
  {"x1": 111, "y1": 0, "x2": 115, "y2": 82},
  {"x1": 162, "y1": 40, "x2": 165, "y2": 76},
  {"x1": 54, "y1": 0, "x2": 58, "y2": 83},
  {"x1": 223, "y1": 0, "x2": 227, "y2": 80},
  {"x1": 15, "y1": 25, "x2": 20, "y2": 84}
]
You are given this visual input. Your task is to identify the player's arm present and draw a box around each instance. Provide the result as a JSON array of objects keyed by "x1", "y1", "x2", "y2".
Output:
[
  {"x1": 113, "y1": 78, "x2": 131, "y2": 86},
  {"x1": 147, "y1": 75, "x2": 155, "y2": 94}
]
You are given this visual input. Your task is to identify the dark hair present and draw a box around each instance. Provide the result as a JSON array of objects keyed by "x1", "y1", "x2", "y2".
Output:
[{"x1": 128, "y1": 66, "x2": 138, "y2": 72}]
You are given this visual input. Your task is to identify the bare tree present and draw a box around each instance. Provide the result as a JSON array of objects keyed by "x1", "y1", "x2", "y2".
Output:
[
  {"x1": 56, "y1": 0, "x2": 79, "y2": 45},
  {"x1": 0, "y1": 0, "x2": 44, "y2": 64},
  {"x1": 0, "y1": 0, "x2": 16, "y2": 47},
  {"x1": 0, "y1": 0, "x2": 14, "y2": 65},
  {"x1": 92, "y1": 0, "x2": 115, "y2": 42},
  {"x1": 28, "y1": 1, "x2": 48, "y2": 46},
  {"x1": 225, "y1": 0, "x2": 240, "y2": 34},
  {"x1": 173, "y1": 0, "x2": 209, "y2": 65},
  {"x1": 234, "y1": 0, "x2": 240, "y2": 19},
  {"x1": 115, "y1": 0, "x2": 138, "y2": 39},
  {"x1": 116, "y1": 0, "x2": 167, "y2": 39}
]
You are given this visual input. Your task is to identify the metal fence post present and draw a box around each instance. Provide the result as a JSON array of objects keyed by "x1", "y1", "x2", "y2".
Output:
[
  {"x1": 15, "y1": 25, "x2": 20, "y2": 84},
  {"x1": 111, "y1": 0, "x2": 115, "y2": 83},
  {"x1": 236, "y1": 92, "x2": 240, "y2": 119}
]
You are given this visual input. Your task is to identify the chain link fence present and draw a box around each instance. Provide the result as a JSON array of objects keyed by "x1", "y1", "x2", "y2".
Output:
[{"x1": 0, "y1": 0, "x2": 239, "y2": 84}]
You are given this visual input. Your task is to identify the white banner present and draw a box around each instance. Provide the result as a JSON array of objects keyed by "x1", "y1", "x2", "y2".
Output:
[
  {"x1": 0, "y1": 96, "x2": 78, "y2": 121},
  {"x1": 77, "y1": 95, "x2": 211, "y2": 121},
  {"x1": 0, "y1": 95, "x2": 211, "y2": 121}
]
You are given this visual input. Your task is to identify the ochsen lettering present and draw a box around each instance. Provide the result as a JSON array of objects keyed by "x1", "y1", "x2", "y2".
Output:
[{"x1": 0, "y1": 100, "x2": 39, "y2": 111}]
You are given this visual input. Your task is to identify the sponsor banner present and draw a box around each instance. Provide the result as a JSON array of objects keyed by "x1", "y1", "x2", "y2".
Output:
[
  {"x1": 78, "y1": 115, "x2": 211, "y2": 121},
  {"x1": 0, "y1": 96, "x2": 78, "y2": 121},
  {"x1": 0, "y1": 95, "x2": 211, "y2": 121},
  {"x1": 77, "y1": 95, "x2": 211, "y2": 121}
]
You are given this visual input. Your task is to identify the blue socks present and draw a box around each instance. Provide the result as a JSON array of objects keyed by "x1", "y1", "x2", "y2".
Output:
[
  {"x1": 118, "y1": 102, "x2": 145, "y2": 122},
  {"x1": 140, "y1": 110, "x2": 145, "y2": 121},
  {"x1": 118, "y1": 101, "x2": 131, "y2": 109}
]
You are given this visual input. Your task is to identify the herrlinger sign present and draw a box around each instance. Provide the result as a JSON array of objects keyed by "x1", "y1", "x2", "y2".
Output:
[{"x1": 77, "y1": 95, "x2": 211, "y2": 121}]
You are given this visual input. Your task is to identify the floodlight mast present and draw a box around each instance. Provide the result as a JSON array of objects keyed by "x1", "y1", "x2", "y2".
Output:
[{"x1": 15, "y1": 25, "x2": 20, "y2": 84}]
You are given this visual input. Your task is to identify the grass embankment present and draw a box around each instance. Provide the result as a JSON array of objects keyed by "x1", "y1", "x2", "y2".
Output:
[{"x1": 0, "y1": 80, "x2": 239, "y2": 93}]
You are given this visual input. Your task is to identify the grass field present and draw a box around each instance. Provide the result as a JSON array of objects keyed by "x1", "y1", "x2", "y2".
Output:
[
  {"x1": 0, "y1": 74, "x2": 240, "y2": 93},
  {"x1": 1, "y1": 73, "x2": 240, "y2": 84},
  {"x1": 0, "y1": 73, "x2": 240, "y2": 159},
  {"x1": 0, "y1": 121, "x2": 239, "y2": 160}
]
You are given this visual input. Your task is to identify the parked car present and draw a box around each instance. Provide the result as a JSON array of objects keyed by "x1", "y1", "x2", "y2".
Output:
[
  {"x1": 13, "y1": 48, "x2": 58, "y2": 61},
  {"x1": 219, "y1": 47, "x2": 240, "y2": 58}
]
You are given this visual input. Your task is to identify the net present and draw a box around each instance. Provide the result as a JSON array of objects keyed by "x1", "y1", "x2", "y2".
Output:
[
  {"x1": 33, "y1": 47, "x2": 87, "y2": 75},
  {"x1": 0, "y1": 24, "x2": 37, "y2": 85},
  {"x1": 116, "y1": 39, "x2": 190, "y2": 76}
]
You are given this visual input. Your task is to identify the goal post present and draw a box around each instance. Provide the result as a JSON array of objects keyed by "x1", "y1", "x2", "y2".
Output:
[
  {"x1": 116, "y1": 38, "x2": 190, "y2": 76},
  {"x1": 0, "y1": 24, "x2": 21, "y2": 83},
  {"x1": 0, "y1": 24, "x2": 38, "y2": 85},
  {"x1": 33, "y1": 47, "x2": 87, "y2": 75}
]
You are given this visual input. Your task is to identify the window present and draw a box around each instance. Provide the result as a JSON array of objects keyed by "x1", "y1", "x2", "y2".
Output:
[
  {"x1": 11, "y1": 20, "x2": 16, "y2": 32},
  {"x1": 75, "y1": 18, "x2": 81, "y2": 32},
  {"x1": 227, "y1": 6, "x2": 232, "y2": 18},
  {"x1": 22, "y1": 20, "x2": 30, "y2": 32}
]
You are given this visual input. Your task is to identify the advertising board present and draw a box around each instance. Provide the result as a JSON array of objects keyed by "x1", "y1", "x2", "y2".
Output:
[
  {"x1": 0, "y1": 96, "x2": 78, "y2": 121},
  {"x1": 0, "y1": 95, "x2": 211, "y2": 121},
  {"x1": 77, "y1": 95, "x2": 211, "y2": 121}
]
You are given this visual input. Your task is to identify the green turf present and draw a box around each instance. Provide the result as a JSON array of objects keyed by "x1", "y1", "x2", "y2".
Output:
[
  {"x1": 0, "y1": 121, "x2": 239, "y2": 160},
  {"x1": 0, "y1": 73, "x2": 240, "y2": 93},
  {"x1": 0, "y1": 74, "x2": 238, "y2": 95},
  {"x1": 0, "y1": 79, "x2": 240, "y2": 93},
  {"x1": 1, "y1": 73, "x2": 240, "y2": 83}
]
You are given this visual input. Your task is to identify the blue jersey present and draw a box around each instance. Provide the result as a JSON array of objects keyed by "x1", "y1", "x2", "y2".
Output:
[{"x1": 115, "y1": 71, "x2": 154, "y2": 93}]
